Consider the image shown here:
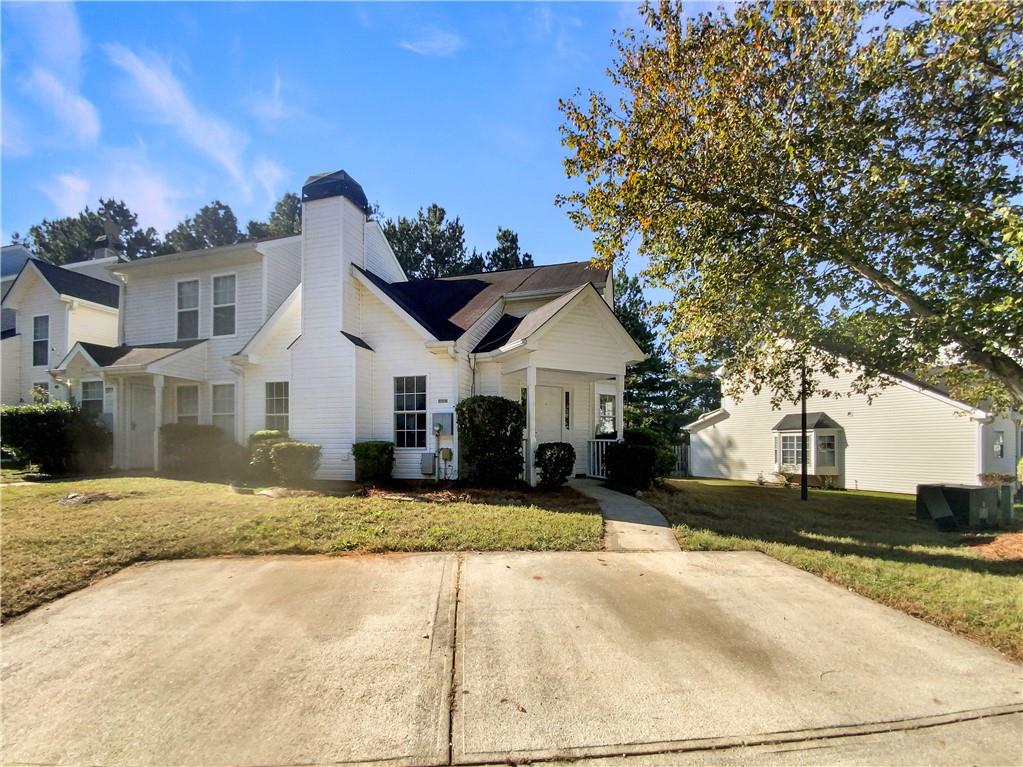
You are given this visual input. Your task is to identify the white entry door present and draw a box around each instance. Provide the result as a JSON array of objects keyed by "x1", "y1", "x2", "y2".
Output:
[
  {"x1": 535, "y1": 385, "x2": 563, "y2": 445},
  {"x1": 129, "y1": 384, "x2": 156, "y2": 469}
]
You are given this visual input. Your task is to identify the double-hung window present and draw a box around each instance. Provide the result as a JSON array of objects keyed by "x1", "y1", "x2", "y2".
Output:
[
  {"x1": 32, "y1": 315, "x2": 49, "y2": 367},
  {"x1": 394, "y1": 375, "x2": 427, "y2": 448},
  {"x1": 780, "y1": 434, "x2": 805, "y2": 466},
  {"x1": 265, "y1": 382, "x2": 289, "y2": 431},
  {"x1": 994, "y1": 430, "x2": 1005, "y2": 459},
  {"x1": 817, "y1": 434, "x2": 836, "y2": 467},
  {"x1": 177, "y1": 280, "x2": 199, "y2": 340},
  {"x1": 81, "y1": 381, "x2": 104, "y2": 419},
  {"x1": 212, "y1": 275, "x2": 236, "y2": 336},
  {"x1": 176, "y1": 385, "x2": 199, "y2": 425},
  {"x1": 212, "y1": 384, "x2": 235, "y2": 436}
]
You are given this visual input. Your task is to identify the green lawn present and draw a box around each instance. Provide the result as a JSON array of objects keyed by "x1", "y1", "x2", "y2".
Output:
[
  {"x1": 0, "y1": 477, "x2": 602, "y2": 622},
  {"x1": 648, "y1": 479, "x2": 1023, "y2": 661}
]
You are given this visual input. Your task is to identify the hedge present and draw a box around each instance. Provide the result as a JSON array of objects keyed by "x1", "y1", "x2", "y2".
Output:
[
  {"x1": 0, "y1": 401, "x2": 111, "y2": 475},
  {"x1": 535, "y1": 442, "x2": 575, "y2": 489},
  {"x1": 623, "y1": 427, "x2": 676, "y2": 478},
  {"x1": 352, "y1": 441, "x2": 395, "y2": 483},
  {"x1": 270, "y1": 441, "x2": 321, "y2": 487},
  {"x1": 455, "y1": 395, "x2": 525, "y2": 486},
  {"x1": 248, "y1": 429, "x2": 289, "y2": 482},
  {"x1": 160, "y1": 423, "x2": 228, "y2": 479},
  {"x1": 604, "y1": 442, "x2": 658, "y2": 492}
]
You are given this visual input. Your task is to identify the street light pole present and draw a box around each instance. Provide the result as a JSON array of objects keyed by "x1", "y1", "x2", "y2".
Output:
[{"x1": 800, "y1": 360, "x2": 808, "y2": 501}]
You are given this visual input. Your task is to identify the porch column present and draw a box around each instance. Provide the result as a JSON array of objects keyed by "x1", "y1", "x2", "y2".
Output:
[
  {"x1": 615, "y1": 373, "x2": 625, "y2": 439},
  {"x1": 153, "y1": 374, "x2": 164, "y2": 472},
  {"x1": 526, "y1": 363, "x2": 537, "y2": 486}
]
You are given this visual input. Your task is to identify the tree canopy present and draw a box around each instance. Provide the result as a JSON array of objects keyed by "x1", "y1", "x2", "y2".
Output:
[
  {"x1": 26, "y1": 200, "x2": 164, "y2": 264},
  {"x1": 247, "y1": 193, "x2": 301, "y2": 240},
  {"x1": 560, "y1": 0, "x2": 1023, "y2": 411},
  {"x1": 485, "y1": 227, "x2": 535, "y2": 271},
  {"x1": 165, "y1": 201, "x2": 243, "y2": 252}
]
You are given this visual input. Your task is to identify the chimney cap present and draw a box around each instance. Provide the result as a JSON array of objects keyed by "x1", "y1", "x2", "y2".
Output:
[{"x1": 302, "y1": 169, "x2": 370, "y2": 213}]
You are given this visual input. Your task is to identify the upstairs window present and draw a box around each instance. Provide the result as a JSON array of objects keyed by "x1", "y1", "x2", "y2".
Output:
[
  {"x1": 212, "y1": 275, "x2": 236, "y2": 336},
  {"x1": 177, "y1": 280, "x2": 199, "y2": 340},
  {"x1": 394, "y1": 375, "x2": 427, "y2": 448},
  {"x1": 32, "y1": 315, "x2": 49, "y2": 367},
  {"x1": 176, "y1": 385, "x2": 199, "y2": 425},
  {"x1": 265, "y1": 382, "x2": 289, "y2": 431},
  {"x1": 81, "y1": 380, "x2": 104, "y2": 419}
]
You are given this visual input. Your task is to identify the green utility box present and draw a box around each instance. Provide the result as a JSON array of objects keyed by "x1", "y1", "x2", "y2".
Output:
[{"x1": 916, "y1": 484, "x2": 1003, "y2": 531}]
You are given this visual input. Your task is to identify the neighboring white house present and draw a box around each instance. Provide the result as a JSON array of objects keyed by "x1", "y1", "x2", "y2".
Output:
[
  {"x1": 49, "y1": 169, "x2": 645, "y2": 484},
  {"x1": 1, "y1": 253, "x2": 121, "y2": 408},
  {"x1": 686, "y1": 364, "x2": 1021, "y2": 495}
]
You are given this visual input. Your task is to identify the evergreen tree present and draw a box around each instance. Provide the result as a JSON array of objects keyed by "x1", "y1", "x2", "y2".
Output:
[
  {"x1": 484, "y1": 227, "x2": 534, "y2": 271},
  {"x1": 27, "y1": 199, "x2": 164, "y2": 264},
  {"x1": 166, "y1": 201, "x2": 243, "y2": 252},
  {"x1": 382, "y1": 204, "x2": 476, "y2": 279},
  {"x1": 246, "y1": 192, "x2": 301, "y2": 240}
]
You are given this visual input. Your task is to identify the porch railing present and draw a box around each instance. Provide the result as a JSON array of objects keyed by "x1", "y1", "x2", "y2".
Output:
[{"x1": 587, "y1": 439, "x2": 616, "y2": 479}]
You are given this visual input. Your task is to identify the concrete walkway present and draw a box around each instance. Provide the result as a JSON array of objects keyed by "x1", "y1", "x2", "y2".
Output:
[
  {"x1": 570, "y1": 478, "x2": 680, "y2": 552},
  {"x1": 3, "y1": 552, "x2": 1020, "y2": 766}
]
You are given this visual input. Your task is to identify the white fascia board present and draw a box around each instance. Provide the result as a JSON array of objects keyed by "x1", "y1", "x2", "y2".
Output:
[
  {"x1": 59, "y1": 295, "x2": 118, "y2": 314},
  {"x1": 52, "y1": 342, "x2": 101, "y2": 372},
  {"x1": 684, "y1": 408, "x2": 729, "y2": 431}
]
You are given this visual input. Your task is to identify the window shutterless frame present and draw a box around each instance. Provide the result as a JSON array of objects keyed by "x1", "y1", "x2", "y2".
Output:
[
  {"x1": 211, "y1": 382, "x2": 236, "y2": 437},
  {"x1": 211, "y1": 273, "x2": 237, "y2": 337},
  {"x1": 394, "y1": 375, "x2": 427, "y2": 449},
  {"x1": 81, "y1": 380, "x2": 104, "y2": 419},
  {"x1": 265, "y1": 381, "x2": 289, "y2": 431},
  {"x1": 176, "y1": 279, "x2": 200, "y2": 341},
  {"x1": 176, "y1": 384, "x2": 199, "y2": 425},
  {"x1": 32, "y1": 314, "x2": 49, "y2": 367}
]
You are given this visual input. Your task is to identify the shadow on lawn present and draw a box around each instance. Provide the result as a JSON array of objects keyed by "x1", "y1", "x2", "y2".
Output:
[{"x1": 653, "y1": 481, "x2": 1023, "y2": 578}]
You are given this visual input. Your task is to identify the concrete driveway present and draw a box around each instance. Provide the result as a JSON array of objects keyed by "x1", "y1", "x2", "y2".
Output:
[{"x1": 2, "y1": 552, "x2": 1021, "y2": 767}]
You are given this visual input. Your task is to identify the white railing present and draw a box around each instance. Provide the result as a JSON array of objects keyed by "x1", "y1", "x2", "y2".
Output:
[{"x1": 587, "y1": 439, "x2": 616, "y2": 479}]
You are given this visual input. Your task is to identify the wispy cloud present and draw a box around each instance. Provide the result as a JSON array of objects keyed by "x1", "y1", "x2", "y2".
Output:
[
  {"x1": 25, "y1": 68, "x2": 101, "y2": 145},
  {"x1": 42, "y1": 172, "x2": 92, "y2": 218},
  {"x1": 399, "y1": 27, "x2": 465, "y2": 57},
  {"x1": 252, "y1": 156, "x2": 287, "y2": 207},
  {"x1": 103, "y1": 43, "x2": 250, "y2": 192},
  {"x1": 530, "y1": 6, "x2": 583, "y2": 61},
  {"x1": 251, "y1": 72, "x2": 288, "y2": 123}
]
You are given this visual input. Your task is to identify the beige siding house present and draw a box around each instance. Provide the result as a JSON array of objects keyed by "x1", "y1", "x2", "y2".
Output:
[{"x1": 687, "y1": 365, "x2": 1021, "y2": 495}]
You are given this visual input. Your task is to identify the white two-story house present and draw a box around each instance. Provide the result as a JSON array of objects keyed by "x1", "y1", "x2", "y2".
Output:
[
  {"x1": 1, "y1": 252, "x2": 121, "y2": 410},
  {"x1": 52, "y1": 169, "x2": 645, "y2": 483}
]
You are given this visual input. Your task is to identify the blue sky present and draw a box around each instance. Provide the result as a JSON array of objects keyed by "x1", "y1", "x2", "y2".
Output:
[{"x1": 1, "y1": 1, "x2": 659, "y2": 269}]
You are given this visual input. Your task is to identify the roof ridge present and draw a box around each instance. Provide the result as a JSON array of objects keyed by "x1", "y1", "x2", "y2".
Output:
[{"x1": 433, "y1": 258, "x2": 601, "y2": 281}]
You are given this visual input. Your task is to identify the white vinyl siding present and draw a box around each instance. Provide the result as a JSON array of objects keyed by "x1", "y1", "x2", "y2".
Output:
[{"x1": 66, "y1": 303, "x2": 118, "y2": 348}]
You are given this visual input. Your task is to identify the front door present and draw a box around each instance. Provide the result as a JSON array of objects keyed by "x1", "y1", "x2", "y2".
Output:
[
  {"x1": 535, "y1": 385, "x2": 563, "y2": 445},
  {"x1": 129, "y1": 384, "x2": 155, "y2": 469}
]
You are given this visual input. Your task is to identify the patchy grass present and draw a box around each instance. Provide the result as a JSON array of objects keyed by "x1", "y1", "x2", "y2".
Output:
[
  {"x1": 648, "y1": 479, "x2": 1023, "y2": 661},
  {"x1": 0, "y1": 477, "x2": 602, "y2": 621}
]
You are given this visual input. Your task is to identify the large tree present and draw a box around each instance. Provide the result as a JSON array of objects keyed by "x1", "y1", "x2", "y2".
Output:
[
  {"x1": 166, "y1": 201, "x2": 243, "y2": 252},
  {"x1": 247, "y1": 192, "x2": 301, "y2": 240},
  {"x1": 560, "y1": 0, "x2": 1023, "y2": 411},
  {"x1": 485, "y1": 227, "x2": 535, "y2": 271},
  {"x1": 382, "y1": 204, "x2": 478, "y2": 279},
  {"x1": 614, "y1": 268, "x2": 720, "y2": 435},
  {"x1": 27, "y1": 199, "x2": 164, "y2": 264}
]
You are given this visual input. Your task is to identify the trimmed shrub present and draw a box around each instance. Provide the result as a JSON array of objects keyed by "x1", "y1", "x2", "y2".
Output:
[
  {"x1": 535, "y1": 442, "x2": 576, "y2": 489},
  {"x1": 352, "y1": 441, "x2": 395, "y2": 483},
  {"x1": 455, "y1": 395, "x2": 526, "y2": 487},
  {"x1": 0, "y1": 401, "x2": 111, "y2": 475},
  {"x1": 160, "y1": 423, "x2": 227, "y2": 478},
  {"x1": 604, "y1": 442, "x2": 658, "y2": 492},
  {"x1": 270, "y1": 441, "x2": 321, "y2": 487},
  {"x1": 248, "y1": 429, "x2": 289, "y2": 482},
  {"x1": 623, "y1": 427, "x2": 675, "y2": 478}
]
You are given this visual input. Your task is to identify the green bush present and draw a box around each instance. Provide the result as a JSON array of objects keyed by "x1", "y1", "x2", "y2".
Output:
[
  {"x1": 248, "y1": 429, "x2": 289, "y2": 482},
  {"x1": 455, "y1": 395, "x2": 526, "y2": 487},
  {"x1": 623, "y1": 427, "x2": 676, "y2": 478},
  {"x1": 535, "y1": 442, "x2": 576, "y2": 489},
  {"x1": 604, "y1": 442, "x2": 658, "y2": 492},
  {"x1": 0, "y1": 401, "x2": 111, "y2": 475},
  {"x1": 352, "y1": 441, "x2": 395, "y2": 483},
  {"x1": 270, "y1": 441, "x2": 321, "y2": 487},
  {"x1": 160, "y1": 423, "x2": 228, "y2": 479}
]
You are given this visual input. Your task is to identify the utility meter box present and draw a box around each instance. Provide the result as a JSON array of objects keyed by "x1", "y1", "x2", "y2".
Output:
[{"x1": 432, "y1": 412, "x2": 453, "y2": 436}]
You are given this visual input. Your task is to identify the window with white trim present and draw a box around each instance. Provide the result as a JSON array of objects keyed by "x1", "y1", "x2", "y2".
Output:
[
  {"x1": 265, "y1": 382, "x2": 289, "y2": 431},
  {"x1": 32, "y1": 315, "x2": 49, "y2": 367},
  {"x1": 176, "y1": 385, "x2": 199, "y2": 425},
  {"x1": 212, "y1": 275, "x2": 236, "y2": 336},
  {"x1": 780, "y1": 434, "x2": 805, "y2": 465},
  {"x1": 994, "y1": 430, "x2": 1005, "y2": 459},
  {"x1": 817, "y1": 434, "x2": 836, "y2": 467},
  {"x1": 564, "y1": 390, "x2": 571, "y2": 430},
  {"x1": 394, "y1": 375, "x2": 427, "y2": 448},
  {"x1": 597, "y1": 393, "x2": 616, "y2": 436},
  {"x1": 212, "y1": 384, "x2": 235, "y2": 436},
  {"x1": 177, "y1": 280, "x2": 199, "y2": 340},
  {"x1": 81, "y1": 380, "x2": 104, "y2": 419}
]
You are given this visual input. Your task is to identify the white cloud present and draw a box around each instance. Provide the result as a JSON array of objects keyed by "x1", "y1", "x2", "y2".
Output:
[
  {"x1": 399, "y1": 27, "x2": 465, "y2": 57},
  {"x1": 252, "y1": 156, "x2": 287, "y2": 207},
  {"x1": 42, "y1": 172, "x2": 92, "y2": 217},
  {"x1": 25, "y1": 68, "x2": 101, "y2": 145},
  {"x1": 6, "y1": 2, "x2": 85, "y2": 81},
  {"x1": 104, "y1": 43, "x2": 249, "y2": 193},
  {"x1": 1, "y1": 104, "x2": 33, "y2": 157},
  {"x1": 251, "y1": 72, "x2": 288, "y2": 123}
]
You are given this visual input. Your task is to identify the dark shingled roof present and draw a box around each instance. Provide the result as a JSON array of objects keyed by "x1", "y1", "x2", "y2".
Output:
[
  {"x1": 78, "y1": 340, "x2": 204, "y2": 368},
  {"x1": 473, "y1": 314, "x2": 522, "y2": 353},
  {"x1": 772, "y1": 412, "x2": 842, "y2": 431},
  {"x1": 11, "y1": 259, "x2": 120, "y2": 308},
  {"x1": 358, "y1": 260, "x2": 609, "y2": 341}
]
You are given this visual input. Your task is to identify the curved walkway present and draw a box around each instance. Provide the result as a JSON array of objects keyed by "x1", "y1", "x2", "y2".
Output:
[{"x1": 569, "y1": 478, "x2": 680, "y2": 552}]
